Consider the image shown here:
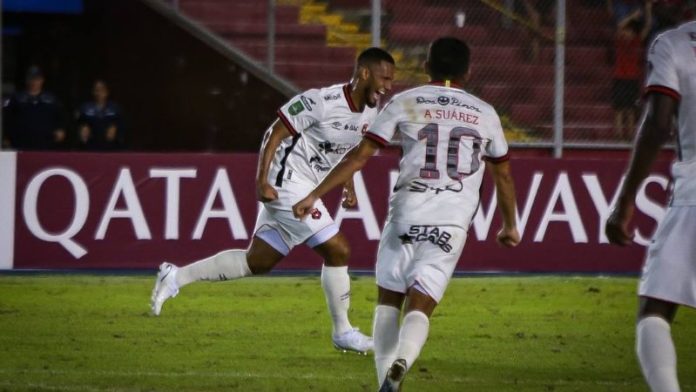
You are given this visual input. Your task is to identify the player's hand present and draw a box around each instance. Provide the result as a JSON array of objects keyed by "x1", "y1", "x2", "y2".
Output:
[
  {"x1": 256, "y1": 182, "x2": 278, "y2": 203},
  {"x1": 605, "y1": 202, "x2": 635, "y2": 246},
  {"x1": 293, "y1": 195, "x2": 317, "y2": 220},
  {"x1": 496, "y1": 226, "x2": 520, "y2": 248},
  {"x1": 341, "y1": 186, "x2": 357, "y2": 209}
]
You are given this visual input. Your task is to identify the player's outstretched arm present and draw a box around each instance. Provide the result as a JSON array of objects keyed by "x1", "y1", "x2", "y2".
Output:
[
  {"x1": 487, "y1": 160, "x2": 520, "y2": 248},
  {"x1": 256, "y1": 119, "x2": 293, "y2": 202},
  {"x1": 606, "y1": 93, "x2": 677, "y2": 245},
  {"x1": 293, "y1": 138, "x2": 380, "y2": 219}
]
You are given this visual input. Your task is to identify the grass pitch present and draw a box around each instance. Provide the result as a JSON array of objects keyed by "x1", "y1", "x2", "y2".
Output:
[{"x1": 0, "y1": 275, "x2": 695, "y2": 391}]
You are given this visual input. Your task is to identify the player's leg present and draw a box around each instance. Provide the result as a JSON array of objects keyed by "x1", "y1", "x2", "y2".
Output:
[
  {"x1": 380, "y1": 287, "x2": 437, "y2": 392},
  {"x1": 636, "y1": 296, "x2": 681, "y2": 392},
  {"x1": 312, "y1": 230, "x2": 372, "y2": 353},
  {"x1": 150, "y1": 236, "x2": 284, "y2": 315},
  {"x1": 373, "y1": 287, "x2": 405, "y2": 384}
]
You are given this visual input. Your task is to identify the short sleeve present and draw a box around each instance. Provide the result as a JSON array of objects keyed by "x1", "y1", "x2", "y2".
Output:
[
  {"x1": 364, "y1": 98, "x2": 400, "y2": 147},
  {"x1": 277, "y1": 89, "x2": 324, "y2": 136},
  {"x1": 644, "y1": 36, "x2": 681, "y2": 100},
  {"x1": 483, "y1": 110, "x2": 510, "y2": 163}
]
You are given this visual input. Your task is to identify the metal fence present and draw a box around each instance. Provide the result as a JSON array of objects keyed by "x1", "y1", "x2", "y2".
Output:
[{"x1": 172, "y1": 0, "x2": 679, "y2": 154}]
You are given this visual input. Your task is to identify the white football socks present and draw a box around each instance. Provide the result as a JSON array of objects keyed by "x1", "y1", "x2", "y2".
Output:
[
  {"x1": 175, "y1": 249, "x2": 251, "y2": 287},
  {"x1": 374, "y1": 305, "x2": 401, "y2": 384},
  {"x1": 637, "y1": 316, "x2": 680, "y2": 392},
  {"x1": 321, "y1": 265, "x2": 353, "y2": 336},
  {"x1": 396, "y1": 310, "x2": 430, "y2": 371}
]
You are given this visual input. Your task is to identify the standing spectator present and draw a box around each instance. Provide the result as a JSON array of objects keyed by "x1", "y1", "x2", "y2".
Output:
[
  {"x1": 76, "y1": 79, "x2": 124, "y2": 150},
  {"x1": 612, "y1": 2, "x2": 652, "y2": 138},
  {"x1": 608, "y1": 0, "x2": 644, "y2": 24},
  {"x1": 517, "y1": 0, "x2": 555, "y2": 62},
  {"x1": 3, "y1": 66, "x2": 66, "y2": 150}
]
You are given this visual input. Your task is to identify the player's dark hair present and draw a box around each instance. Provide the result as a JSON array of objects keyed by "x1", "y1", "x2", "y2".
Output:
[
  {"x1": 356, "y1": 47, "x2": 395, "y2": 68},
  {"x1": 626, "y1": 20, "x2": 643, "y2": 34},
  {"x1": 427, "y1": 37, "x2": 470, "y2": 80}
]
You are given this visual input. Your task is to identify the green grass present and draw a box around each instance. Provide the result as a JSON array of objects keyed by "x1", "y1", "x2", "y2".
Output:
[{"x1": 0, "y1": 275, "x2": 695, "y2": 391}]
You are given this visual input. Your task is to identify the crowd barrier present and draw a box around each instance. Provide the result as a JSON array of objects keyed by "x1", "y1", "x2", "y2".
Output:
[{"x1": 0, "y1": 151, "x2": 671, "y2": 272}]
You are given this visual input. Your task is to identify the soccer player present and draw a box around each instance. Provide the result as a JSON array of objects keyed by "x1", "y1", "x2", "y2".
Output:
[
  {"x1": 605, "y1": 2, "x2": 695, "y2": 390},
  {"x1": 293, "y1": 37, "x2": 520, "y2": 390},
  {"x1": 151, "y1": 47, "x2": 395, "y2": 354}
]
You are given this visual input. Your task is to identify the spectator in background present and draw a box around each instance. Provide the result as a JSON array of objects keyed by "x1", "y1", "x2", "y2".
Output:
[
  {"x1": 517, "y1": 0, "x2": 555, "y2": 62},
  {"x1": 2, "y1": 66, "x2": 66, "y2": 150},
  {"x1": 608, "y1": 0, "x2": 644, "y2": 24},
  {"x1": 612, "y1": 1, "x2": 651, "y2": 138},
  {"x1": 76, "y1": 79, "x2": 124, "y2": 151}
]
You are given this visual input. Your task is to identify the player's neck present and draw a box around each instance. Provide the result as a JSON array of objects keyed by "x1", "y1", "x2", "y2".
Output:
[{"x1": 347, "y1": 80, "x2": 365, "y2": 111}]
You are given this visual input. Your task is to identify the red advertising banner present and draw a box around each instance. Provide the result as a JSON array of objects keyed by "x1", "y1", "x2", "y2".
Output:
[{"x1": 5, "y1": 152, "x2": 671, "y2": 272}]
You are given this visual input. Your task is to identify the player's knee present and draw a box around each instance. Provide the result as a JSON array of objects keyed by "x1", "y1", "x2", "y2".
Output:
[
  {"x1": 246, "y1": 253, "x2": 275, "y2": 275},
  {"x1": 326, "y1": 241, "x2": 350, "y2": 266}
]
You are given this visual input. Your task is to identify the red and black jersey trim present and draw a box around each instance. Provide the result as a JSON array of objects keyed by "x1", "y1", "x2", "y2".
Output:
[
  {"x1": 644, "y1": 85, "x2": 681, "y2": 101},
  {"x1": 483, "y1": 152, "x2": 511, "y2": 164},
  {"x1": 277, "y1": 110, "x2": 299, "y2": 136},
  {"x1": 343, "y1": 84, "x2": 361, "y2": 113},
  {"x1": 364, "y1": 131, "x2": 389, "y2": 147}
]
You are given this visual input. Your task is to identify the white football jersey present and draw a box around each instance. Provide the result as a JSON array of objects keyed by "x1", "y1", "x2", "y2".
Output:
[
  {"x1": 645, "y1": 21, "x2": 696, "y2": 205},
  {"x1": 366, "y1": 82, "x2": 509, "y2": 228},
  {"x1": 267, "y1": 83, "x2": 378, "y2": 208}
]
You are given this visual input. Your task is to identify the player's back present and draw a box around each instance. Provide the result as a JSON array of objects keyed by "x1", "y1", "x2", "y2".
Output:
[
  {"x1": 646, "y1": 21, "x2": 696, "y2": 205},
  {"x1": 367, "y1": 82, "x2": 509, "y2": 228}
]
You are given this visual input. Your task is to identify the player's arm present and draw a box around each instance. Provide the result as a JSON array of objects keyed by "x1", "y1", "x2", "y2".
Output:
[
  {"x1": 606, "y1": 92, "x2": 677, "y2": 245},
  {"x1": 293, "y1": 138, "x2": 380, "y2": 218},
  {"x1": 256, "y1": 119, "x2": 293, "y2": 202},
  {"x1": 487, "y1": 160, "x2": 520, "y2": 247}
]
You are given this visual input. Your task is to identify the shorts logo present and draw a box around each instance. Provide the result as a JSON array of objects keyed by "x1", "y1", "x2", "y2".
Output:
[
  {"x1": 401, "y1": 225, "x2": 454, "y2": 253},
  {"x1": 310, "y1": 208, "x2": 322, "y2": 220},
  {"x1": 288, "y1": 101, "x2": 305, "y2": 115}
]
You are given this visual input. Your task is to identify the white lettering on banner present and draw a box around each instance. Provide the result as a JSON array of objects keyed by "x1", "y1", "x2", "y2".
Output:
[
  {"x1": 23, "y1": 168, "x2": 89, "y2": 258},
  {"x1": 96, "y1": 168, "x2": 152, "y2": 240},
  {"x1": 150, "y1": 168, "x2": 197, "y2": 240},
  {"x1": 472, "y1": 172, "x2": 543, "y2": 241},
  {"x1": 192, "y1": 168, "x2": 248, "y2": 240},
  {"x1": 583, "y1": 174, "x2": 624, "y2": 244},
  {"x1": 334, "y1": 171, "x2": 381, "y2": 240},
  {"x1": 634, "y1": 175, "x2": 668, "y2": 246},
  {"x1": 0, "y1": 152, "x2": 17, "y2": 269},
  {"x1": 534, "y1": 172, "x2": 588, "y2": 243}
]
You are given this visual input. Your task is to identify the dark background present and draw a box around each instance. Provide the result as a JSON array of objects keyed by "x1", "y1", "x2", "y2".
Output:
[{"x1": 2, "y1": 0, "x2": 290, "y2": 151}]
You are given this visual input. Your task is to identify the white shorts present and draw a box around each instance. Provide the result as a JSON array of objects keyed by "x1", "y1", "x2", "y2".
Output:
[
  {"x1": 639, "y1": 206, "x2": 696, "y2": 308},
  {"x1": 375, "y1": 220, "x2": 467, "y2": 303},
  {"x1": 253, "y1": 200, "x2": 338, "y2": 256}
]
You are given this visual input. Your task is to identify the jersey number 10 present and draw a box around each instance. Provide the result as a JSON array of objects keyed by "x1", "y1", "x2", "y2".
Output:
[{"x1": 418, "y1": 123, "x2": 483, "y2": 180}]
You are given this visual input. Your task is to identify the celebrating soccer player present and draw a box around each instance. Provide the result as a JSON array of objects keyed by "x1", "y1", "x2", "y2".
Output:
[
  {"x1": 606, "y1": 1, "x2": 695, "y2": 390},
  {"x1": 293, "y1": 37, "x2": 520, "y2": 390},
  {"x1": 151, "y1": 47, "x2": 395, "y2": 354}
]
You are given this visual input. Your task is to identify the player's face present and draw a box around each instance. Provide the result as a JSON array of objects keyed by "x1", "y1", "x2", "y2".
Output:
[{"x1": 364, "y1": 61, "x2": 395, "y2": 108}]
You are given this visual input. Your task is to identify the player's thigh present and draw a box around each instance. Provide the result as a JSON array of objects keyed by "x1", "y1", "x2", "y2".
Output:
[
  {"x1": 639, "y1": 206, "x2": 696, "y2": 310},
  {"x1": 374, "y1": 221, "x2": 412, "y2": 296},
  {"x1": 406, "y1": 225, "x2": 467, "y2": 305},
  {"x1": 246, "y1": 236, "x2": 285, "y2": 274},
  {"x1": 378, "y1": 285, "x2": 406, "y2": 310},
  {"x1": 312, "y1": 231, "x2": 351, "y2": 266}
]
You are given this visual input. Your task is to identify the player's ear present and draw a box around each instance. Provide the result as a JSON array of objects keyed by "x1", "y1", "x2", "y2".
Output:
[
  {"x1": 359, "y1": 65, "x2": 371, "y2": 81},
  {"x1": 464, "y1": 70, "x2": 471, "y2": 83},
  {"x1": 423, "y1": 60, "x2": 431, "y2": 75}
]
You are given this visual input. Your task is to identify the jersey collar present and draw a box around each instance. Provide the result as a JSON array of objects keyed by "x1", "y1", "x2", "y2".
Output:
[
  {"x1": 342, "y1": 84, "x2": 361, "y2": 113},
  {"x1": 428, "y1": 80, "x2": 464, "y2": 89}
]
